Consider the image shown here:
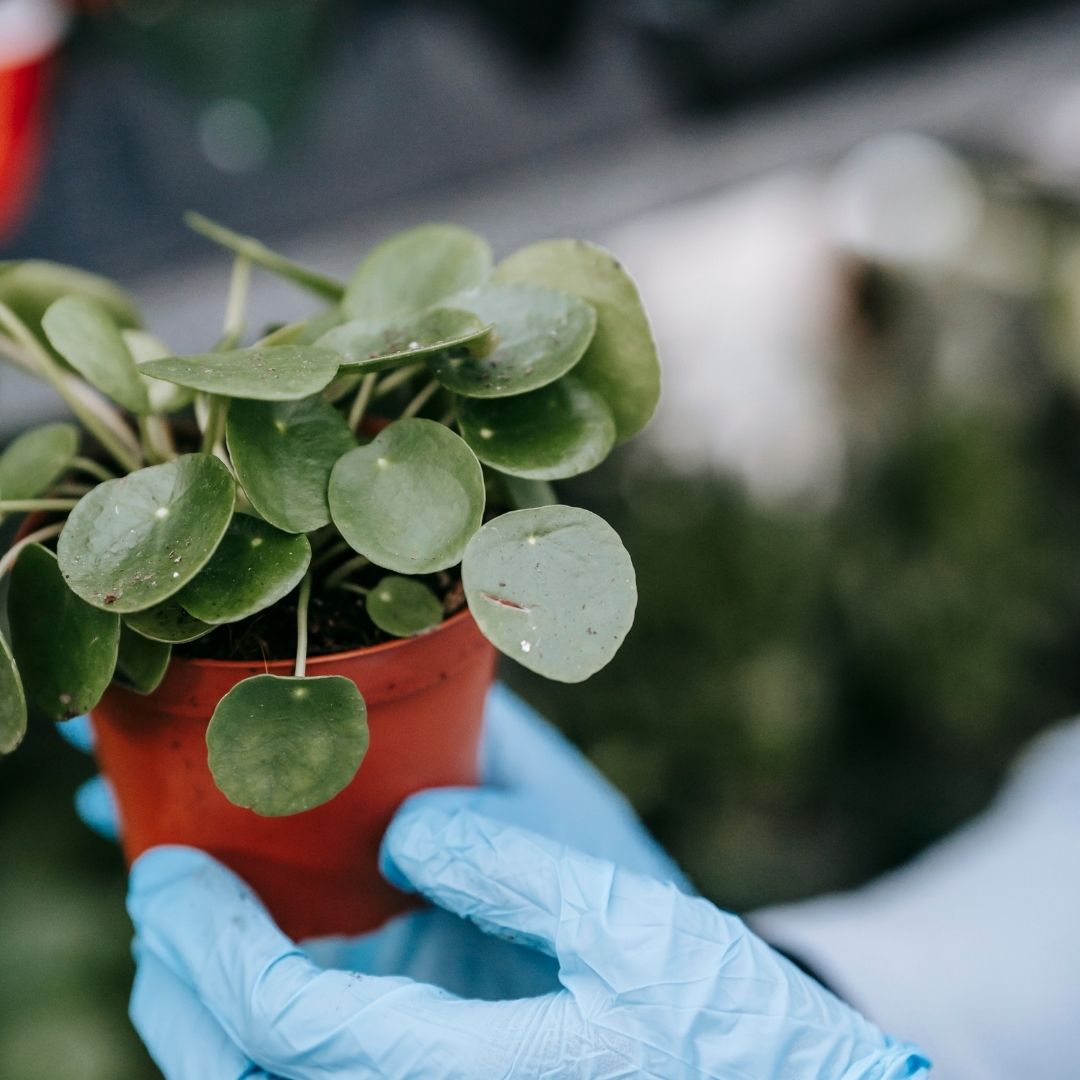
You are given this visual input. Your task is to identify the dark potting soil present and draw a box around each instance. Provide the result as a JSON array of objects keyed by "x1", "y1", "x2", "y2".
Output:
[{"x1": 175, "y1": 566, "x2": 467, "y2": 663}]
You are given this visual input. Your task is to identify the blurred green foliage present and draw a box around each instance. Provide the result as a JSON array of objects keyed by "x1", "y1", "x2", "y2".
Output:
[{"x1": 514, "y1": 398, "x2": 1080, "y2": 910}]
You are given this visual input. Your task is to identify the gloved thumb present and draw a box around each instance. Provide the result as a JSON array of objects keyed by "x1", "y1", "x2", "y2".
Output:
[
  {"x1": 380, "y1": 787, "x2": 696, "y2": 975},
  {"x1": 381, "y1": 789, "x2": 570, "y2": 956}
]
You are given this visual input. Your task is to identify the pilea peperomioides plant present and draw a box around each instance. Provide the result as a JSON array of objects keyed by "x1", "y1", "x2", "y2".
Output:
[{"x1": 0, "y1": 216, "x2": 659, "y2": 816}]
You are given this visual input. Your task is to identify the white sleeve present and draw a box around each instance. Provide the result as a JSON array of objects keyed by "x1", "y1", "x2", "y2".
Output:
[{"x1": 750, "y1": 719, "x2": 1080, "y2": 1080}]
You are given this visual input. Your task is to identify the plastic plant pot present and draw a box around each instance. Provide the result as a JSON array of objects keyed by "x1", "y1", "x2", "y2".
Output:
[{"x1": 90, "y1": 608, "x2": 496, "y2": 941}]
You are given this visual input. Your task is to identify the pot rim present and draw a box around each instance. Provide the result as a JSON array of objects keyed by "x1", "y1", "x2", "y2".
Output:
[{"x1": 168, "y1": 604, "x2": 478, "y2": 672}]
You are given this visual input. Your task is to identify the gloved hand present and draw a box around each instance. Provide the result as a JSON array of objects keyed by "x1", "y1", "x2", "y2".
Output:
[
  {"x1": 62, "y1": 686, "x2": 687, "y2": 1003},
  {"x1": 128, "y1": 794, "x2": 930, "y2": 1079}
]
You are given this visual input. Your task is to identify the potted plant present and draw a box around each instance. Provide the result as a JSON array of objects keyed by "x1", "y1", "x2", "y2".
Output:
[{"x1": 0, "y1": 214, "x2": 660, "y2": 939}]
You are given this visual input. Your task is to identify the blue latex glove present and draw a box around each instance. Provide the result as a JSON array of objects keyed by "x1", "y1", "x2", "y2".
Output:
[
  {"x1": 63, "y1": 687, "x2": 688, "y2": 1004},
  {"x1": 127, "y1": 794, "x2": 930, "y2": 1079}
]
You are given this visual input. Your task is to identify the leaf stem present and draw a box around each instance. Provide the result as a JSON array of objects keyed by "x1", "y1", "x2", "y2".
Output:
[
  {"x1": 200, "y1": 396, "x2": 230, "y2": 455},
  {"x1": 138, "y1": 415, "x2": 177, "y2": 464},
  {"x1": 0, "y1": 336, "x2": 43, "y2": 377},
  {"x1": 0, "y1": 302, "x2": 142, "y2": 473},
  {"x1": 0, "y1": 498, "x2": 79, "y2": 513},
  {"x1": 294, "y1": 571, "x2": 313, "y2": 678},
  {"x1": 347, "y1": 372, "x2": 378, "y2": 434},
  {"x1": 401, "y1": 378, "x2": 440, "y2": 419},
  {"x1": 310, "y1": 538, "x2": 352, "y2": 569},
  {"x1": 217, "y1": 255, "x2": 252, "y2": 350},
  {"x1": 256, "y1": 319, "x2": 307, "y2": 347},
  {"x1": 372, "y1": 362, "x2": 424, "y2": 400},
  {"x1": 324, "y1": 372, "x2": 361, "y2": 404},
  {"x1": 70, "y1": 456, "x2": 116, "y2": 484},
  {"x1": 323, "y1": 553, "x2": 370, "y2": 590},
  {"x1": 186, "y1": 212, "x2": 345, "y2": 303},
  {"x1": 0, "y1": 523, "x2": 65, "y2": 580},
  {"x1": 49, "y1": 483, "x2": 93, "y2": 497},
  {"x1": 337, "y1": 582, "x2": 369, "y2": 597}
]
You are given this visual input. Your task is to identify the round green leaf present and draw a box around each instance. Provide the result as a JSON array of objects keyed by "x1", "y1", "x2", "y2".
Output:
[
  {"x1": 42, "y1": 296, "x2": 152, "y2": 415},
  {"x1": 138, "y1": 345, "x2": 341, "y2": 402},
  {"x1": 227, "y1": 396, "x2": 356, "y2": 533},
  {"x1": 179, "y1": 515, "x2": 311, "y2": 625},
  {"x1": 462, "y1": 505, "x2": 636, "y2": 683},
  {"x1": 457, "y1": 375, "x2": 615, "y2": 480},
  {"x1": 316, "y1": 308, "x2": 494, "y2": 373},
  {"x1": 366, "y1": 576, "x2": 444, "y2": 637},
  {"x1": 207, "y1": 674, "x2": 369, "y2": 817},
  {"x1": 123, "y1": 329, "x2": 195, "y2": 413},
  {"x1": 329, "y1": 419, "x2": 485, "y2": 574},
  {"x1": 8, "y1": 545, "x2": 120, "y2": 719},
  {"x1": 495, "y1": 239, "x2": 660, "y2": 440},
  {"x1": 0, "y1": 632, "x2": 27, "y2": 754},
  {"x1": 58, "y1": 454, "x2": 236, "y2": 613},
  {"x1": 343, "y1": 224, "x2": 492, "y2": 320},
  {"x1": 0, "y1": 422, "x2": 78, "y2": 501},
  {"x1": 124, "y1": 600, "x2": 213, "y2": 645},
  {"x1": 429, "y1": 282, "x2": 596, "y2": 398},
  {"x1": 0, "y1": 260, "x2": 139, "y2": 347},
  {"x1": 115, "y1": 624, "x2": 171, "y2": 695}
]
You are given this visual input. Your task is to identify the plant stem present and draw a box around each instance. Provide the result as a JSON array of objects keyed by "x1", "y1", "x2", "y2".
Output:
[
  {"x1": 311, "y1": 538, "x2": 352, "y2": 569},
  {"x1": 49, "y1": 483, "x2": 93, "y2": 497},
  {"x1": 347, "y1": 372, "x2": 378, "y2": 434},
  {"x1": 196, "y1": 255, "x2": 250, "y2": 458},
  {"x1": 217, "y1": 256, "x2": 252, "y2": 350},
  {"x1": 200, "y1": 395, "x2": 230, "y2": 455},
  {"x1": 185, "y1": 212, "x2": 345, "y2": 303},
  {"x1": 401, "y1": 378, "x2": 440, "y2": 419},
  {"x1": 372, "y1": 362, "x2": 424, "y2": 400},
  {"x1": 256, "y1": 319, "x2": 307, "y2": 347},
  {"x1": 138, "y1": 415, "x2": 177, "y2": 464},
  {"x1": 0, "y1": 523, "x2": 65, "y2": 580},
  {"x1": 294, "y1": 571, "x2": 313, "y2": 678},
  {"x1": 0, "y1": 337, "x2": 42, "y2": 377},
  {"x1": 0, "y1": 303, "x2": 142, "y2": 473},
  {"x1": 70, "y1": 456, "x2": 116, "y2": 484},
  {"x1": 337, "y1": 582, "x2": 369, "y2": 597},
  {"x1": 0, "y1": 499, "x2": 79, "y2": 513},
  {"x1": 323, "y1": 553, "x2": 370, "y2": 590},
  {"x1": 324, "y1": 372, "x2": 361, "y2": 404}
]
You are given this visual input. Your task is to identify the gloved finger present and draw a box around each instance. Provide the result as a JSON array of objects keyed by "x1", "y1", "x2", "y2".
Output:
[
  {"x1": 130, "y1": 939, "x2": 271, "y2": 1080},
  {"x1": 128, "y1": 846, "x2": 544, "y2": 1079},
  {"x1": 56, "y1": 713, "x2": 94, "y2": 753},
  {"x1": 382, "y1": 790, "x2": 677, "y2": 959},
  {"x1": 480, "y1": 686, "x2": 689, "y2": 886},
  {"x1": 74, "y1": 775, "x2": 120, "y2": 841}
]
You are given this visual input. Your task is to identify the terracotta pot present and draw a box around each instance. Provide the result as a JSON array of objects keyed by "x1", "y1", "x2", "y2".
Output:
[{"x1": 90, "y1": 609, "x2": 496, "y2": 940}]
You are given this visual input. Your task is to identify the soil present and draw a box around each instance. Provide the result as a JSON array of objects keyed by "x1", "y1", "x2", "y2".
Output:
[{"x1": 176, "y1": 565, "x2": 467, "y2": 663}]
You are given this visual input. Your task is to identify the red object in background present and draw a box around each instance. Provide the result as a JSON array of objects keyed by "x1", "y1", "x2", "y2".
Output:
[
  {"x1": 90, "y1": 609, "x2": 497, "y2": 941},
  {"x1": 0, "y1": 0, "x2": 68, "y2": 240},
  {"x1": 0, "y1": 56, "x2": 51, "y2": 238}
]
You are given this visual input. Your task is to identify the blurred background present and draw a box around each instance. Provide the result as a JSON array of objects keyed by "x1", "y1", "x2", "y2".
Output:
[{"x1": 4, "y1": 0, "x2": 1080, "y2": 1075}]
